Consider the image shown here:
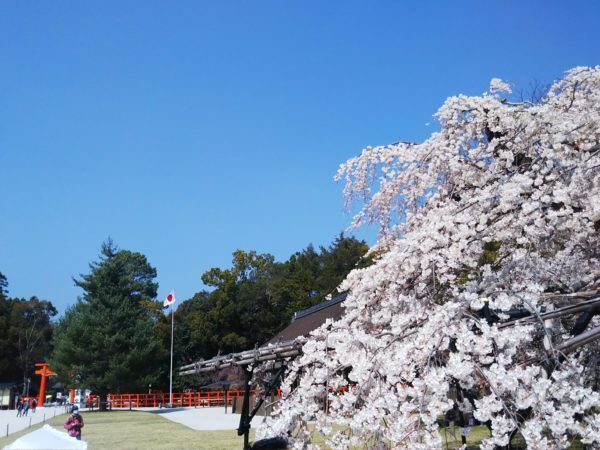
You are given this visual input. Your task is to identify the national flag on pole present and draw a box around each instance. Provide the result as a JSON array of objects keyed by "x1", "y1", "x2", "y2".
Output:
[{"x1": 163, "y1": 290, "x2": 176, "y2": 308}]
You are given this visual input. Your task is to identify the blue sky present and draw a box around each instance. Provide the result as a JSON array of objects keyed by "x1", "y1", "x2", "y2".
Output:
[{"x1": 1, "y1": 1, "x2": 598, "y2": 313}]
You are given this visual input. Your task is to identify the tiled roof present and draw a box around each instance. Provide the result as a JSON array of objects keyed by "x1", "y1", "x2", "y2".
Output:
[{"x1": 267, "y1": 292, "x2": 347, "y2": 344}]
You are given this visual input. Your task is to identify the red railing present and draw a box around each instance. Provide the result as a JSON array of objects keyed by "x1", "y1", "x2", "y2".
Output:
[{"x1": 105, "y1": 390, "x2": 270, "y2": 408}]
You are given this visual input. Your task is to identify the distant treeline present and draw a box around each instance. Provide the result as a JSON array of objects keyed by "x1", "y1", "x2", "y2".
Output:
[
  {"x1": 0, "y1": 272, "x2": 56, "y2": 395},
  {"x1": 0, "y1": 234, "x2": 369, "y2": 397},
  {"x1": 161, "y1": 234, "x2": 370, "y2": 369}
]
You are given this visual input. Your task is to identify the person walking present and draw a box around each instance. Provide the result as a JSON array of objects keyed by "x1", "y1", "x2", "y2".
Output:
[
  {"x1": 64, "y1": 405, "x2": 84, "y2": 440},
  {"x1": 16, "y1": 399, "x2": 23, "y2": 417},
  {"x1": 22, "y1": 399, "x2": 30, "y2": 416},
  {"x1": 31, "y1": 398, "x2": 37, "y2": 413}
]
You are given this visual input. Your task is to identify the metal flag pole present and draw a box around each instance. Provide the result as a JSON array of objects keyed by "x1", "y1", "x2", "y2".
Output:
[{"x1": 169, "y1": 301, "x2": 174, "y2": 406}]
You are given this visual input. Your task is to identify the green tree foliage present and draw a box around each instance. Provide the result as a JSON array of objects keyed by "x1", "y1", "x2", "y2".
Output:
[
  {"x1": 174, "y1": 235, "x2": 369, "y2": 366},
  {"x1": 11, "y1": 297, "x2": 57, "y2": 394},
  {"x1": 270, "y1": 234, "x2": 372, "y2": 321},
  {"x1": 154, "y1": 290, "x2": 213, "y2": 389},
  {"x1": 51, "y1": 241, "x2": 164, "y2": 407},
  {"x1": 0, "y1": 273, "x2": 9, "y2": 381},
  {"x1": 0, "y1": 272, "x2": 7, "y2": 297},
  {"x1": 0, "y1": 272, "x2": 57, "y2": 395}
]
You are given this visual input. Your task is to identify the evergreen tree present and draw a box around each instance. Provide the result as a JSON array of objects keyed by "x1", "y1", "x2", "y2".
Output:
[
  {"x1": 0, "y1": 272, "x2": 7, "y2": 297},
  {"x1": 0, "y1": 273, "x2": 16, "y2": 383},
  {"x1": 51, "y1": 240, "x2": 163, "y2": 409},
  {"x1": 272, "y1": 234, "x2": 370, "y2": 320}
]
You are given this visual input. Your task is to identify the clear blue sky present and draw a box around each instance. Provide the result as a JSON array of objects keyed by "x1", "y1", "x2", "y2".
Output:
[{"x1": 1, "y1": 1, "x2": 598, "y2": 314}]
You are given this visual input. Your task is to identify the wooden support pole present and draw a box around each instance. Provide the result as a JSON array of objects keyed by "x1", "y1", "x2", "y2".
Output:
[{"x1": 237, "y1": 366, "x2": 254, "y2": 450}]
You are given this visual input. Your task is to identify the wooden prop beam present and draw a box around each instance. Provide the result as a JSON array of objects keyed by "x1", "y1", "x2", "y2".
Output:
[{"x1": 179, "y1": 339, "x2": 305, "y2": 376}]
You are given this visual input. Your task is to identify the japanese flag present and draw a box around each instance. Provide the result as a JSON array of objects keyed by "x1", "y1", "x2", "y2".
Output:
[{"x1": 163, "y1": 290, "x2": 176, "y2": 308}]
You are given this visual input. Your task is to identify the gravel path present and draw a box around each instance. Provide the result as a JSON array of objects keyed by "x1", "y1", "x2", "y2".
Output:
[
  {"x1": 2, "y1": 405, "x2": 256, "y2": 436},
  {"x1": 138, "y1": 406, "x2": 247, "y2": 431},
  {"x1": 0, "y1": 406, "x2": 66, "y2": 437}
]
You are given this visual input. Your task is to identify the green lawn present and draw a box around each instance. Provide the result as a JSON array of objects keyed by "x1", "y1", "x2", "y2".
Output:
[
  {"x1": 0, "y1": 411, "x2": 254, "y2": 450},
  {"x1": 440, "y1": 424, "x2": 583, "y2": 450},
  {"x1": 441, "y1": 424, "x2": 492, "y2": 448},
  {"x1": 0, "y1": 412, "x2": 586, "y2": 449},
  {"x1": 308, "y1": 423, "x2": 585, "y2": 449},
  {"x1": 305, "y1": 423, "x2": 491, "y2": 449}
]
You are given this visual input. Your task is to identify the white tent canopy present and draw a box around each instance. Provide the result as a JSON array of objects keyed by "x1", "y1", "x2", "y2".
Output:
[{"x1": 3, "y1": 425, "x2": 87, "y2": 450}]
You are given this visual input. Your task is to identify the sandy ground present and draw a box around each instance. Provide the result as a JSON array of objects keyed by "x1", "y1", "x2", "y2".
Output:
[
  {"x1": 2, "y1": 405, "x2": 257, "y2": 437},
  {"x1": 136, "y1": 406, "x2": 246, "y2": 431},
  {"x1": 0, "y1": 406, "x2": 67, "y2": 437}
]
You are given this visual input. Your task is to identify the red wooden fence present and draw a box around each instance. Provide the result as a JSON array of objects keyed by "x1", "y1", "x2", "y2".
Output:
[{"x1": 101, "y1": 390, "x2": 280, "y2": 408}]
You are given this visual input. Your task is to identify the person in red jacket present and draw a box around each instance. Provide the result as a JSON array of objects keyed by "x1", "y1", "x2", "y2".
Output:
[{"x1": 64, "y1": 405, "x2": 84, "y2": 440}]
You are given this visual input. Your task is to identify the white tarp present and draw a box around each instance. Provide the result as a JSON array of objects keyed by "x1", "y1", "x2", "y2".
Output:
[{"x1": 3, "y1": 425, "x2": 87, "y2": 450}]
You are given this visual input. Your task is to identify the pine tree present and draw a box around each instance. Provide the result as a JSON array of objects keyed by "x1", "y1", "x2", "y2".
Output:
[{"x1": 51, "y1": 240, "x2": 163, "y2": 410}]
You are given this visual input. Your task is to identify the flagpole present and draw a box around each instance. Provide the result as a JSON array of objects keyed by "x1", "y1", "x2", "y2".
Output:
[{"x1": 169, "y1": 303, "x2": 174, "y2": 406}]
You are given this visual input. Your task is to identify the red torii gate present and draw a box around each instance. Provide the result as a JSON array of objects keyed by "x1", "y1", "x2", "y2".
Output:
[{"x1": 35, "y1": 362, "x2": 57, "y2": 406}]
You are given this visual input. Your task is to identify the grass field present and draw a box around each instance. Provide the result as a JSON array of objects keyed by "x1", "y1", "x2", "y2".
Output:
[
  {"x1": 440, "y1": 424, "x2": 492, "y2": 448},
  {"x1": 0, "y1": 410, "x2": 254, "y2": 450},
  {"x1": 307, "y1": 422, "x2": 584, "y2": 449},
  {"x1": 0, "y1": 411, "x2": 586, "y2": 449}
]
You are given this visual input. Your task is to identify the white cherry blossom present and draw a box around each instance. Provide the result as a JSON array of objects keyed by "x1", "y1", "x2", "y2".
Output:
[{"x1": 259, "y1": 67, "x2": 600, "y2": 449}]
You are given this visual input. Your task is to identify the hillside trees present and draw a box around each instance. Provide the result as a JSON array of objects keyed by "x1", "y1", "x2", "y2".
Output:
[
  {"x1": 0, "y1": 272, "x2": 12, "y2": 382},
  {"x1": 0, "y1": 272, "x2": 57, "y2": 394},
  {"x1": 51, "y1": 241, "x2": 164, "y2": 409},
  {"x1": 270, "y1": 234, "x2": 371, "y2": 323},
  {"x1": 46, "y1": 234, "x2": 367, "y2": 394},
  {"x1": 260, "y1": 67, "x2": 600, "y2": 448},
  {"x1": 0, "y1": 272, "x2": 7, "y2": 297},
  {"x1": 172, "y1": 235, "x2": 369, "y2": 365},
  {"x1": 11, "y1": 297, "x2": 57, "y2": 394}
]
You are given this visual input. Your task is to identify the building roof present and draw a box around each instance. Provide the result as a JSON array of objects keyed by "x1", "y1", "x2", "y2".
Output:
[
  {"x1": 179, "y1": 292, "x2": 348, "y2": 375},
  {"x1": 267, "y1": 292, "x2": 348, "y2": 344}
]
